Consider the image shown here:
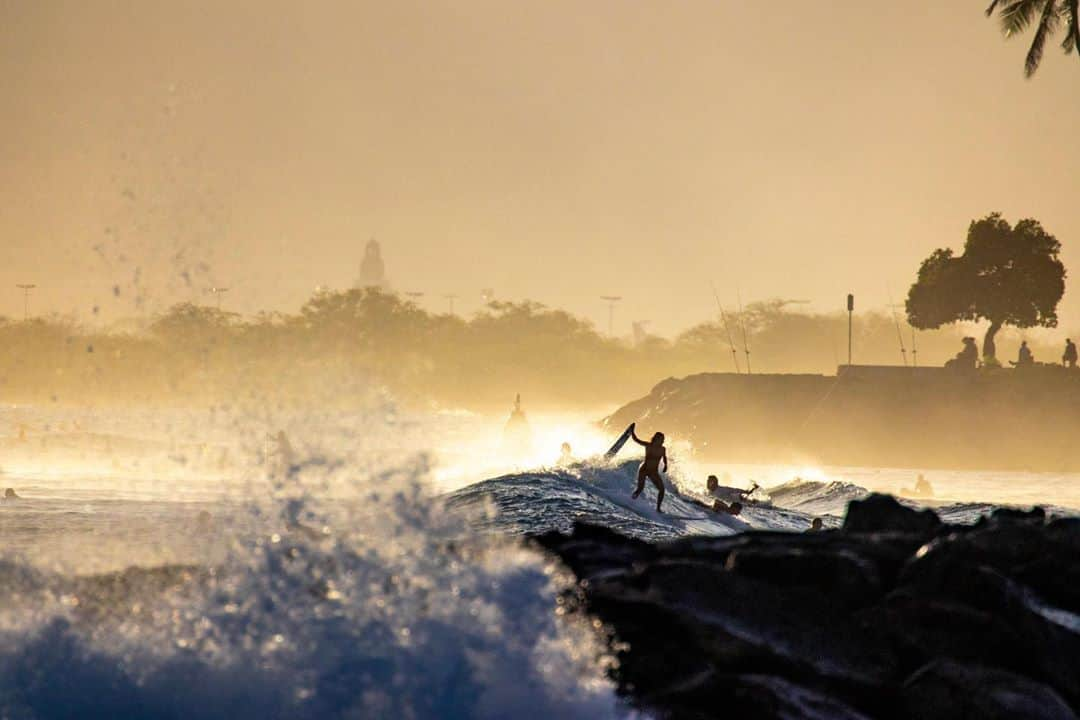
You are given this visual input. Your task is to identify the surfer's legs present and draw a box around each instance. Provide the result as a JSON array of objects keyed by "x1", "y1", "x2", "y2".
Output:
[
  {"x1": 632, "y1": 465, "x2": 647, "y2": 499},
  {"x1": 650, "y1": 472, "x2": 665, "y2": 511}
]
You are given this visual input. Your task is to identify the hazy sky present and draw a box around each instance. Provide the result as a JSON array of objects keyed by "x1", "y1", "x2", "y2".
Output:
[{"x1": 2, "y1": 1, "x2": 1078, "y2": 335}]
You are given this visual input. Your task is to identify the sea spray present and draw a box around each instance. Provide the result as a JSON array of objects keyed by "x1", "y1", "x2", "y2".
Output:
[{"x1": 0, "y1": 452, "x2": 627, "y2": 720}]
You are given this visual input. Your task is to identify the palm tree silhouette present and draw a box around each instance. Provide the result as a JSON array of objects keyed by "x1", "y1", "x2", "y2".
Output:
[{"x1": 985, "y1": 0, "x2": 1080, "y2": 76}]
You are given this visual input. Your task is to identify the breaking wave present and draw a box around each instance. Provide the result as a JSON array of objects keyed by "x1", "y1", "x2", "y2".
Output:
[{"x1": 0, "y1": 457, "x2": 627, "y2": 720}]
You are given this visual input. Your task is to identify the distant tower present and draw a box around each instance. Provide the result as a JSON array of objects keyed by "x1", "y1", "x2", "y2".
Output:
[
  {"x1": 632, "y1": 321, "x2": 650, "y2": 346},
  {"x1": 356, "y1": 237, "x2": 388, "y2": 289}
]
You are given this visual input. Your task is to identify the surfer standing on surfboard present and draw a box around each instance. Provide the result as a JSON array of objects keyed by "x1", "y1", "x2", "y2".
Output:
[{"x1": 630, "y1": 427, "x2": 668, "y2": 513}]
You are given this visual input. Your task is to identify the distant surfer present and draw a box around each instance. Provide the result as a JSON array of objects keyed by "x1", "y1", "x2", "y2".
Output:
[
  {"x1": 3, "y1": 488, "x2": 19, "y2": 500},
  {"x1": 1064, "y1": 338, "x2": 1077, "y2": 368},
  {"x1": 900, "y1": 473, "x2": 934, "y2": 499},
  {"x1": 809, "y1": 517, "x2": 823, "y2": 531},
  {"x1": 630, "y1": 428, "x2": 667, "y2": 512},
  {"x1": 502, "y1": 394, "x2": 533, "y2": 456},
  {"x1": 558, "y1": 442, "x2": 574, "y2": 466}
]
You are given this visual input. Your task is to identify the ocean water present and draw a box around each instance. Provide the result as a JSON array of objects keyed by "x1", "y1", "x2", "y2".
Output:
[{"x1": 0, "y1": 402, "x2": 1075, "y2": 719}]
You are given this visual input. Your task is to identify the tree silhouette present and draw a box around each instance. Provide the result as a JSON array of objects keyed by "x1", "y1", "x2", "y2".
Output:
[
  {"x1": 906, "y1": 213, "x2": 1065, "y2": 362},
  {"x1": 985, "y1": 0, "x2": 1080, "y2": 76}
]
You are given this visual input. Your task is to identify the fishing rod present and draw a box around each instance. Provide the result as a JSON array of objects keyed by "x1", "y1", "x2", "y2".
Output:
[
  {"x1": 737, "y1": 289, "x2": 752, "y2": 374},
  {"x1": 886, "y1": 290, "x2": 908, "y2": 367},
  {"x1": 710, "y1": 282, "x2": 741, "y2": 373}
]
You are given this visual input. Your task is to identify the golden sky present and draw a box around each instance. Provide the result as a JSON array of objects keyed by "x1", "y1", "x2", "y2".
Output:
[{"x1": 1, "y1": 0, "x2": 1078, "y2": 335}]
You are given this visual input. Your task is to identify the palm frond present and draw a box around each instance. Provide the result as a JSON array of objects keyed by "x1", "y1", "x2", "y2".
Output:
[
  {"x1": 1024, "y1": 0, "x2": 1061, "y2": 75},
  {"x1": 998, "y1": 0, "x2": 1045, "y2": 36},
  {"x1": 986, "y1": 0, "x2": 1006, "y2": 16},
  {"x1": 1061, "y1": 0, "x2": 1080, "y2": 54}
]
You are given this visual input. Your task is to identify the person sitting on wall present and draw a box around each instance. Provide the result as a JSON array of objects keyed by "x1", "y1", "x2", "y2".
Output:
[
  {"x1": 945, "y1": 337, "x2": 978, "y2": 372},
  {"x1": 1010, "y1": 340, "x2": 1034, "y2": 367}
]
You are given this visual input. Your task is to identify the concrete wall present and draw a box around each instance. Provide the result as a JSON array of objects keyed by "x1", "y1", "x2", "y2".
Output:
[{"x1": 604, "y1": 367, "x2": 1080, "y2": 472}]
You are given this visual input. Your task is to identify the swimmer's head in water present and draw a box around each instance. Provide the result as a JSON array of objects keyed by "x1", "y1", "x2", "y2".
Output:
[
  {"x1": 729, "y1": 502, "x2": 742, "y2": 516},
  {"x1": 4, "y1": 488, "x2": 17, "y2": 499},
  {"x1": 811, "y1": 517, "x2": 823, "y2": 530},
  {"x1": 706, "y1": 475, "x2": 719, "y2": 491},
  {"x1": 651, "y1": 432, "x2": 664, "y2": 445}
]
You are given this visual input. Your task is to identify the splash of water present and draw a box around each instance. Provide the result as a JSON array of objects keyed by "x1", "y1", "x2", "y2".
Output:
[{"x1": 0, "y1": 450, "x2": 628, "y2": 719}]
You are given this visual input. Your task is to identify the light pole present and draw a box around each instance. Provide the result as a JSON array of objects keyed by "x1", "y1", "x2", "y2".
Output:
[
  {"x1": 209, "y1": 286, "x2": 229, "y2": 311},
  {"x1": 600, "y1": 296, "x2": 622, "y2": 337},
  {"x1": 847, "y1": 294, "x2": 854, "y2": 366},
  {"x1": 443, "y1": 294, "x2": 458, "y2": 315},
  {"x1": 16, "y1": 284, "x2": 36, "y2": 321}
]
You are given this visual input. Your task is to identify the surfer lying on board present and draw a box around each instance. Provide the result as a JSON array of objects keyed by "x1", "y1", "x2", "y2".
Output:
[
  {"x1": 630, "y1": 429, "x2": 667, "y2": 512},
  {"x1": 706, "y1": 475, "x2": 759, "y2": 503},
  {"x1": 702, "y1": 475, "x2": 759, "y2": 515}
]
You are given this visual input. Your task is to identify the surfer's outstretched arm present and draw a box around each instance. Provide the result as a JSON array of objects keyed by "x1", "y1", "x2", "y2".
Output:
[{"x1": 631, "y1": 428, "x2": 647, "y2": 446}]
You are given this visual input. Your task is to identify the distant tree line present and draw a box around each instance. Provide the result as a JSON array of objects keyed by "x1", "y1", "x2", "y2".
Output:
[{"x1": 0, "y1": 286, "x2": 1073, "y2": 411}]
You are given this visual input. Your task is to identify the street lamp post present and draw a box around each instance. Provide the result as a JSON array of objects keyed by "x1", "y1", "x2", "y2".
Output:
[
  {"x1": 443, "y1": 294, "x2": 458, "y2": 315},
  {"x1": 15, "y1": 284, "x2": 36, "y2": 321},
  {"x1": 600, "y1": 296, "x2": 622, "y2": 337},
  {"x1": 847, "y1": 294, "x2": 854, "y2": 366}
]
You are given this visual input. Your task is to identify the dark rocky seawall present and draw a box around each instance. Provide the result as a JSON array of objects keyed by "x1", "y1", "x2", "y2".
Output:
[
  {"x1": 602, "y1": 368, "x2": 1080, "y2": 472},
  {"x1": 535, "y1": 496, "x2": 1080, "y2": 720}
]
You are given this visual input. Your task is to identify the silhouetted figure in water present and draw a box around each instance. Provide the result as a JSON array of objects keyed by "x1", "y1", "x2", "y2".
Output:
[
  {"x1": 705, "y1": 474, "x2": 759, "y2": 505},
  {"x1": 809, "y1": 517, "x2": 823, "y2": 531},
  {"x1": 558, "y1": 442, "x2": 574, "y2": 466},
  {"x1": 1063, "y1": 339, "x2": 1077, "y2": 368},
  {"x1": 945, "y1": 337, "x2": 978, "y2": 373},
  {"x1": 631, "y1": 429, "x2": 667, "y2": 512},
  {"x1": 3, "y1": 488, "x2": 19, "y2": 500},
  {"x1": 1011, "y1": 341, "x2": 1034, "y2": 367},
  {"x1": 901, "y1": 473, "x2": 934, "y2": 499},
  {"x1": 502, "y1": 394, "x2": 533, "y2": 456}
]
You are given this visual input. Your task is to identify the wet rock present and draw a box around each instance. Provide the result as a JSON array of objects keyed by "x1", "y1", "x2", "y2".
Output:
[
  {"x1": 536, "y1": 503, "x2": 1080, "y2": 719},
  {"x1": 842, "y1": 493, "x2": 941, "y2": 535},
  {"x1": 860, "y1": 591, "x2": 1029, "y2": 678},
  {"x1": 723, "y1": 545, "x2": 882, "y2": 611},
  {"x1": 989, "y1": 506, "x2": 1047, "y2": 524},
  {"x1": 645, "y1": 670, "x2": 874, "y2": 720},
  {"x1": 900, "y1": 660, "x2": 1077, "y2": 720}
]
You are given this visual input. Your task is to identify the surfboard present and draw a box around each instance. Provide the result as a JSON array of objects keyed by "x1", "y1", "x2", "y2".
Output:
[{"x1": 604, "y1": 423, "x2": 635, "y2": 460}]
